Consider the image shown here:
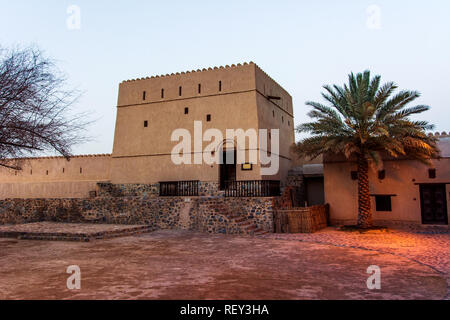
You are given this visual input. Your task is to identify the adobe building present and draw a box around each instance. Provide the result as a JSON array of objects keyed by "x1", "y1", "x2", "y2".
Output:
[
  {"x1": 323, "y1": 133, "x2": 450, "y2": 227},
  {"x1": 1, "y1": 61, "x2": 447, "y2": 229},
  {"x1": 0, "y1": 62, "x2": 295, "y2": 199}
]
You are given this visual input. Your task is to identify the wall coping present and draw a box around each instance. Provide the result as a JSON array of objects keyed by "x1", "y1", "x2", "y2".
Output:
[
  {"x1": 0, "y1": 154, "x2": 111, "y2": 161},
  {"x1": 121, "y1": 62, "x2": 255, "y2": 84}
]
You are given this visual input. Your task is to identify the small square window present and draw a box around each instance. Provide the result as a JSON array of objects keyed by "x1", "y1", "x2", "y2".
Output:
[
  {"x1": 375, "y1": 195, "x2": 392, "y2": 212},
  {"x1": 144, "y1": 121, "x2": 148, "y2": 128},
  {"x1": 428, "y1": 169, "x2": 436, "y2": 179},
  {"x1": 378, "y1": 170, "x2": 386, "y2": 180},
  {"x1": 184, "y1": 108, "x2": 189, "y2": 115},
  {"x1": 206, "y1": 114, "x2": 211, "y2": 122},
  {"x1": 351, "y1": 171, "x2": 358, "y2": 180}
]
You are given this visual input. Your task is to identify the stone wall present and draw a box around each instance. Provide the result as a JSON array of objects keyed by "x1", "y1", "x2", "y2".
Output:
[
  {"x1": 96, "y1": 183, "x2": 159, "y2": 198},
  {"x1": 286, "y1": 168, "x2": 306, "y2": 207},
  {"x1": 0, "y1": 197, "x2": 186, "y2": 228},
  {"x1": 96, "y1": 181, "x2": 221, "y2": 198},
  {"x1": 196, "y1": 197, "x2": 274, "y2": 234},
  {"x1": 0, "y1": 195, "x2": 274, "y2": 235},
  {"x1": 198, "y1": 182, "x2": 221, "y2": 197}
]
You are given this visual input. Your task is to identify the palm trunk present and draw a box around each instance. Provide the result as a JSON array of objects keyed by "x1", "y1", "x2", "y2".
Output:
[{"x1": 357, "y1": 155, "x2": 373, "y2": 228}]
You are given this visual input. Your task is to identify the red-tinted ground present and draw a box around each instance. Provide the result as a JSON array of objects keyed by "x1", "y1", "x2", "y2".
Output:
[{"x1": 0, "y1": 228, "x2": 448, "y2": 300}]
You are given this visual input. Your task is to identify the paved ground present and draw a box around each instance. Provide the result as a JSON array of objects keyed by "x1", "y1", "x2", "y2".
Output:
[{"x1": 0, "y1": 228, "x2": 448, "y2": 300}]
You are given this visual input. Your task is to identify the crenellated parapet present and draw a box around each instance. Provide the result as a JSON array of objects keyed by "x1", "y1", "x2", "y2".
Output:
[
  {"x1": 2, "y1": 154, "x2": 111, "y2": 161},
  {"x1": 121, "y1": 62, "x2": 256, "y2": 84},
  {"x1": 428, "y1": 131, "x2": 449, "y2": 137}
]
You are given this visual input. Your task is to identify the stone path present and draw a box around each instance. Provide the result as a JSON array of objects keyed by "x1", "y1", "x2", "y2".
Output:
[{"x1": 263, "y1": 227, "x2": 450, "y2": 299}]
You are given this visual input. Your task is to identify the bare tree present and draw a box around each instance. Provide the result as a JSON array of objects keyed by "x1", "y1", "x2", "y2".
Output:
[{"x1": 0, "y1": 46, "x2": 91, "y2": 170}]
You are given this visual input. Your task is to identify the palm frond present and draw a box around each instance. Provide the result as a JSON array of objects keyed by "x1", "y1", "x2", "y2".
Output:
[
  {"x1": 374, "y1": 82, "x2": 397, "y2": 109},
  {"x1": 296, "y1": 71, "x2": 438, "y2": 169},
  {"x1": 376, "y1": 91, "x2": 420, "y2": 120}
]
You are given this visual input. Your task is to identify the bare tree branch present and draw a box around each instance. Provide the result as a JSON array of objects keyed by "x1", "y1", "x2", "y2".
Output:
[{"x1": 0, "y1": 45, "x2": 93, "y2": 169}]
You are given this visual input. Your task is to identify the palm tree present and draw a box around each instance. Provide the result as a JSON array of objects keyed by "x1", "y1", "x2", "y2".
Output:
[{"x1": 295, "y1": 71, "x2": 439, "y2": 228}]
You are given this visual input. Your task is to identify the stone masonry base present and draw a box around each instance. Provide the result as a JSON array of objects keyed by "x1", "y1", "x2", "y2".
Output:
[{"x1": 0, "y1": 195, "x2": 275, "y2": 236}]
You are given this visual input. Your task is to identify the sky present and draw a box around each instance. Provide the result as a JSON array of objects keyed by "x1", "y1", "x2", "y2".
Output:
[{"x1": 1, "y1": 0, "x2": 449, "y2": 155}]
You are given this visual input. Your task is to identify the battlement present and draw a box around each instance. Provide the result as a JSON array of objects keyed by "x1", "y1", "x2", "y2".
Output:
[
  {"x1": 428, "y1": 131, "x2": 449, "y2": 137},
  {"x1": 121, "y1": 62, "x2": 256, "y2": 84},
  {"x1": 2, "y1": 154, "x2": 111, "y2": 161},
  {"x1": 117, "y1": 62, "x2": 292, "y2": 114}
]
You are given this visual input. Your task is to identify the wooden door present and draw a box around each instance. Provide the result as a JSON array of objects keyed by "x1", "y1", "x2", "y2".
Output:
[
  {"x1": 420, "y1": 184, "x2": 448, "y2": 225},
  {"x1": 219, "y1": 150, "x2": 236, "y2": 190}
]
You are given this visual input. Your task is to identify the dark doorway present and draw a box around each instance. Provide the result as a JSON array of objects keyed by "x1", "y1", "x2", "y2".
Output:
[
  {"x1": 305, "y1": 177, "x2": 325, "y2": 206},
  {"x1": 420, "y1": 184, "x2": 448, "y2": 225},
  {"x1": 219, "y1": 150, "x2": 236, "y2": 190}
]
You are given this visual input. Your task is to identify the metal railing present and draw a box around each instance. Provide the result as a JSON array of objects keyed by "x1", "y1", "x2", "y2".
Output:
[
  {"x1": 224, "y1": 180, "x2": 281, "y2": 197},
  {"x1": 159, "y1": 181, "x2": 199, "y2": 197}
]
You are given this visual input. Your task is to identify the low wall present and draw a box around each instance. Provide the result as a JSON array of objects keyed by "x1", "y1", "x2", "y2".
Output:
[
  {"x1": 0, "y1": 179, "x2": 221, "y2": 200},
  {"x1": 0, "y1": 181, "x2": 103, "y2": 199},
  {"x1": 96, "y1": 183, "x2": 159, "y2": 198},
  {"x1": 96, "y1": 182, "x2": 221, "y2": 198},
  {"x1": 0, "y1": 197, "x2": 185, "y2": 227},
  {"x1": 0, "y1": 195, "x2": 274, "y2": 235},
  {"x1": 0, "y1": 154, "x2": 111, "y2": 199},
  {"x1": 274, "y1": 205, "x2": 329, "y2": 233}
]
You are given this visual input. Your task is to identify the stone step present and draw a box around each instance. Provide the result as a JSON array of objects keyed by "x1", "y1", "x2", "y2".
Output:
[
  {"x1": 18, "y1": 234, "x2": 91, "y2": 242},
  {"x1": 230, "y1": 216, "x2": 247, "y2": 223},
  {"x1": 211, "y1": 207, "x2": 270, "y2": 237},
  {"x1": 253, "y1": 229, "x2": 268, "y2": 236},
  {"x1": 238, "y1": 220, "x2": 253, "y2": 227},
  {"x1": 1, "y1": 226, "x2": 155, "y2": 242},
  {"x1": 245, "y1": 224, "x2": 258, "y2": 232}
]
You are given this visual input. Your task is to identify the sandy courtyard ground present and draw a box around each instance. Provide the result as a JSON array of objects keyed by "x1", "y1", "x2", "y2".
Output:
[{"x1": 0, "y1": 228, "x2": 448, "y2": 300}]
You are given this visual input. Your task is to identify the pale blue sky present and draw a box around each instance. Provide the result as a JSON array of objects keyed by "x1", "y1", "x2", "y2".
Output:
[{"x1": 1, "y1": 0, "x2": 449, "y2": 155}]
